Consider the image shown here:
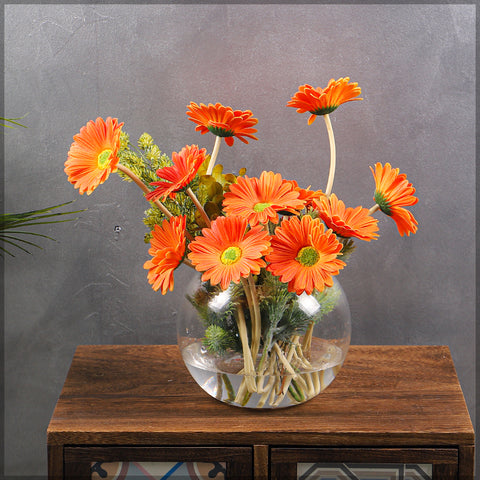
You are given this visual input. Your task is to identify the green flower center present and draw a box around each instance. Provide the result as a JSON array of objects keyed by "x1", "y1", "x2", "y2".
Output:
[
  {"x1": 220, "y1": 246, "x2": 242, "y2": 265},
  {"x1": 97, "y1": 149, "x2": 113, "y2": 169},
  {"x1": 296, "y1": 246, "x2": 320, "y2": 267},
  {"x1": 310, "y1": 105, "x2": 338, "y2": 116},
  {"x1": 207, "y1": 125, "x2": 235, "y2": 138},
  {"x1": 374, "y1": 191, "x2": 392, "y2": 216},
  {"x1": 253, "y1": 202, "x2": 272, "y2": 212}
]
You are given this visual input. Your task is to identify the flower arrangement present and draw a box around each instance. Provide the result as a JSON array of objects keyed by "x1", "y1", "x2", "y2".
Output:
[{"x1": 64, "y1": 77, "x2": 418, "y2": 408}]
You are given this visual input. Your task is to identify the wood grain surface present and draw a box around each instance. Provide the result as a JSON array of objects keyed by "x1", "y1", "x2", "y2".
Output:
[{"x1": 47, "y1": 345, "x2": 474, "y2": 447}]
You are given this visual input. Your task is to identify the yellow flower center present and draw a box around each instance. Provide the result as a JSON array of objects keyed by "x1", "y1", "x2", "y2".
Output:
[
  {"x1": 296, "y1": 246, "x2": 320, "y2": 267},
  {"x1": 220, "y1": 246, "x2": 242, "y2": 265},
  {"x1": 254, "y1": 202, "x2": 272, "y2": 212},
  {"x1": 97, "y1": 149, "x2": 113, "y2": 169}
]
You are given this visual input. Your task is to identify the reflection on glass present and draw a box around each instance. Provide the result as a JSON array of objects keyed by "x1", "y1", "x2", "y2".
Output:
[
  {"x1": 91, "y1": 461, "x2": 226, "y2": 479},
  {"x1": 297, "y1": 463, "x2": 432, "y2": 480}
]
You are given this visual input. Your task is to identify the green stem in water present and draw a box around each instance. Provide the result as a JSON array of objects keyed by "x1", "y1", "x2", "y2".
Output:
[
  {"x1": 222, "y1": 374, "x2": 236, "y2": 402},
  {"x1": 302, "y1": 321, "x2": 315, "y2": 354},
  {"x1": 324, "y1": 114, "x2": 336, "y2": 197},
  {"x1": 206, "y1": 135, "x2": 222, "y2": 175},
  {"x1": 288, "y1": 379, "x2": 306, "y2": 403},
  {"x1": 235, "y1": 307, "x2": 257, "y2": 393},
  {"x1": 247, "y1": 275, "x2": 262, "y2": 361}
]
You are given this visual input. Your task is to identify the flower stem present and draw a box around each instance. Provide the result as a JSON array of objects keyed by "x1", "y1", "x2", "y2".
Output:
[
  {"x1": 117, "y1": 164, "x2": 172, "y2": 218},
  {"x1": 324, "y1": 114, "x2": 336, "y2": 197},
  {"x1": 116, "y1": 163, "x2": 194, "y2": 241},
  {"x1": 273, "y1": 342, "x2": 297, "y2": 377},
  {"x1": 186, "y1": 187, "x2": 211, "y2": 228},
  {"x1": 206, "y1": 136, "x2": 222, "y2": 175},
  {"x1": 244, "y1": 275, "x2": 262, "y2": 361},
  {"x1": 368, "y1": 204, "x2": 381, "y2": 216},
  {"x1": 235, "y1": 307, "x2": 257, "y2": 393},
  {"x1": 302, "y1": 321, "x2": 315, "y2": 354}
]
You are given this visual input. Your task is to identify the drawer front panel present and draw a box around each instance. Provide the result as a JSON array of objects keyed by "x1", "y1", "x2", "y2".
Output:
[
  {"x1": 297, "y1": 462, "x2": 432, "y2": 479},
  {"x1": 65, "y1": 446, "x2": 252, "y2": 480},
  {"x1": 271, "y1": 448, "x2": 458, "y2": 480},
  {"x1": 91, "y1": 461, "x2": 226, "y2": 479}
]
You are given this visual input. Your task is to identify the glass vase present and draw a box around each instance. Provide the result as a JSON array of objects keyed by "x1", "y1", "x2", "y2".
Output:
[{"x1": 177, "y1": 271, "x2": 351, "y2": 409}]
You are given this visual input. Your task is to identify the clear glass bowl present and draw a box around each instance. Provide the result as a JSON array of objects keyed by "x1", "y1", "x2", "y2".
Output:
[{"x1": 177, "y1": 272, "x2": 351, "y2": 409}]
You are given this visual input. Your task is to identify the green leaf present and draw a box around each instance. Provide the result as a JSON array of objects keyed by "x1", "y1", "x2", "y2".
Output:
[
  {"x1": 1, "y1": 115, "x2": 28, "y2": 128},
  {"x1": 0, "y1": 201, "x2": 85, "y2": 257}
]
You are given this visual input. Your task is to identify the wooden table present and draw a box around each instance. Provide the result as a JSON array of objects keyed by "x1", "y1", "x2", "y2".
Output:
[{"x1": 47, "y1": 345, "x2": 474, "y2": 479}]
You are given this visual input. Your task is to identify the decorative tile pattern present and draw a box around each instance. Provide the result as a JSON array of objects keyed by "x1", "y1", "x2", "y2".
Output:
[
  {"x1": 91, "y1": 461, "x2": 226, "y2": 479},
  {"x1": 297, "y1": 463, "x2": 432, "y2": 480}
]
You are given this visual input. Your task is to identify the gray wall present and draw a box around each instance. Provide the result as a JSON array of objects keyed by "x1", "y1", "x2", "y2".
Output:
[{"x1": 4, "y1": 4, "x2": 475, "y2": 476}]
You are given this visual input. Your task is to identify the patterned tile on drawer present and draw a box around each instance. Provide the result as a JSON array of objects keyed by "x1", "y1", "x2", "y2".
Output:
[
  {"x1": 297, "y1": 463, "x2": 432, "y2": 480},
  {"x1": 91, "y1": 461, "x2": 226, "y2": 479}
]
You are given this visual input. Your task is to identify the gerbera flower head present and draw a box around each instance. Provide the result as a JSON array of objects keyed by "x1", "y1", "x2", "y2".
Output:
[
  {"x1": 146, "y1": 144, "x2": 206, "y2": 202},
  {"x1": 283, "y1": 179, "x2": 325, "y2": 210},
  {"x1": 65, "y1": 117, "x2": 124, "y2": 195},
  {"x1": 266, "y1": 215, "x2": 345, "y2": 295},
  {"x1": 315, "y1": 193, "x2": 379, "y2": 241},
  {"x1": 187, "y1": 216, "x2": 271, "y2": 290},
  {"x1": 223, "y1": 171, "x2": 305, "y2": 226},
  {"x1": 143, "y1": 215, "x2": 186, "y2": 294},
  {"x1": 287, "y1": 78, "x2": 362, "y2": 124},
  {"x1": 186, "y1": 102, "x2": 258, "y2": 146},
  {"x1": 371, "y1": 162, "x2": 419, "y2": 237}
]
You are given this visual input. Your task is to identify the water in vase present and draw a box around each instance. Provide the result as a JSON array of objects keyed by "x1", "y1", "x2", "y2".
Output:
[{"x1": 181, "y1": 338, "x2": 345, "y2": 409}]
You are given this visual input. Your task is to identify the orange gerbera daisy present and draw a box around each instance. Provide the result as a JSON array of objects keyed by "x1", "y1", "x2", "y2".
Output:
[
  {"x1": 287, "y1": 78, "x2": 362, "y2": 124},
  {"x1": 187, "y1": 216, "x2": 271, "y2": 290},
  {"x1": 146, "y1": 145, "x2": 206, "y2": 202},
  {"x1": 315, "y1": 193, "x2": 379, "y2": 241},
  {"x1": 65, "y1": 117, "x2": 123, "y2": 195},
  {"x1": 144, "y1": 215, "x2": 186, "y2": 294},
  {"x1": 266, "y1": 215, "x2": 345, "y2": 295},
  {"x1": 223, "y1": 171, "x2": 305, "y2": 226},
  {"x1": 283, "y1": 179, "x2": 325, "y2": 209},
  {"x1": 186, "y1": 102, "x2": 258, "y2": 146},
  {"x1": 371, "y1": 162, "x2": 419, "y2": 237}
]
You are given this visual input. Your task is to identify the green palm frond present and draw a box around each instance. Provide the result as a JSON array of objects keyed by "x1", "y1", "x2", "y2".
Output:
[
  {"x1": 0, "y1": 201, "x2": 85, "y2": 257},
  {"x1": 1, "y1": 115, "x2": 28, "y2": 129}
]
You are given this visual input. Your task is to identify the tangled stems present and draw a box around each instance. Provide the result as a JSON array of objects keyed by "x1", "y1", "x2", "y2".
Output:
[{"x1": 229, "y1": 280, "x2": 330, "y2": 408}]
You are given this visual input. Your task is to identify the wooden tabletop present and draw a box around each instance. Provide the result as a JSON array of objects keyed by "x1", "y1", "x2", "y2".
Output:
[{"x1": 47, "y1": 345, "x2": 474, "y2": 447}]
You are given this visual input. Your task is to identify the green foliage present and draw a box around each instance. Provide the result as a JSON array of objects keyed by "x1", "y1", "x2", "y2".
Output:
[
  {"x1": 117, "y1": 131, "x2": 172, "y2": 187},
  {"x1": 0, "y1": 202, "x2": 84, "y2": 257},
  {"x1": 186, "y1": 282, "x2": 243, "y2": 355},
  {"x1": 203, "y1": 325, "x2": 236, "y2": 355},
  {"x1": 260, "y1": 279, "x2": 312, "y2": 345},
  {"x1": 1, "y1": 115, "x2": 28, "y2": 129},
  {"x1": 1, "y1": 114, "x2": 84, "y2": 257},
  {"x1": 187, "y1": 269, "x2": 342, "y2": 357},
  {"x1": 118, "y1": 132, "x2": 219, "y2": 239},
  {"x1": 312, "y1": 283, "x2": 341, "y2": 318},
  {"x1": 258, "y1": 270, "x2": 340, "y2": 347},
  {"x1": 339, "y1": 237, "x2": 356, "y2": 262},
  {"x1": 193, "y1": 161, "x2": 246, "y2": 228},
  {"x1": 142, "y1": 190, "x2": 197, "y2": 243}
]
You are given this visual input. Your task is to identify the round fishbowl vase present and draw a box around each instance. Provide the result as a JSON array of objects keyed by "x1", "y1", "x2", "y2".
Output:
[{"x1": 178, "y1": 272, "x2": 351, "y2": 409}]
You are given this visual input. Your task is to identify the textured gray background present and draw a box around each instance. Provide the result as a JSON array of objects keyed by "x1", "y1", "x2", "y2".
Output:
[{"x1": 4, "y1": 3, "x2": 475, "y2": 476}]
